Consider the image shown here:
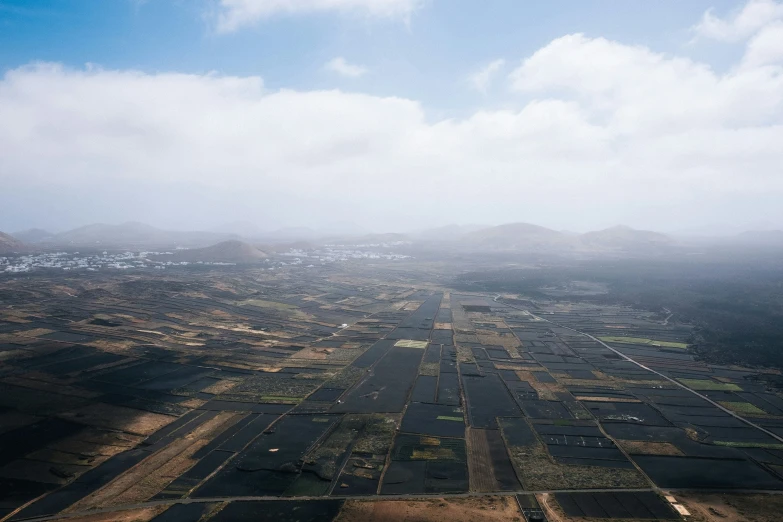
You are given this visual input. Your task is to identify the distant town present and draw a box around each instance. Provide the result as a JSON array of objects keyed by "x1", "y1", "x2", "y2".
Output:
[{"x1": 1, "y1": 246, "x2": 410, "y2": 273}]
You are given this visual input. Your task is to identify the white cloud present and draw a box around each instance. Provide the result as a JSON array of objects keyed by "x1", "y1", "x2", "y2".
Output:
[
  {"x1": 2, "y1": 22, "x2": 783, "y2": 231},
  {"x1": 215, "y1": 0, "x2": 423, "y2": 33},
  {"x1": 468, "y1": 59, "x2": 505, "y2": 93},
  {"x1": 509, "y1": 33, "x2": 783, "y2": 131},
  {"x1": 693, "y1": 0, "x2": 783, "y2": 41},
  {"x1": 742, "y1": 21, "x2": 783, "y2": 67},
  {"x1": 325, "y1": 57, "x2": 368, "y2": 78}
]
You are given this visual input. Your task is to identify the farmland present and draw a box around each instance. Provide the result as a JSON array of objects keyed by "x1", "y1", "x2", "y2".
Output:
[{"x1": 1, "y1": 258, "x2": 783, "y2": 521}]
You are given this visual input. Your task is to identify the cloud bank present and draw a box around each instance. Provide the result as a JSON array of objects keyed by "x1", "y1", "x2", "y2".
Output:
[
  {"x1": 1, "y1": 2, "x2": 782, "y2": 232},
  {"x1": 693, "y1": 0, "x2": 783, "y2": 42},
  {"x1": 215, "y1": 0, "x2": 424, "y2": 32},
  {"x1": 325, "y1": 57, "x2": 368, "y2": 78},
  {"x1": 468, "y1": 59, "x2": 505, "y2": 93}
]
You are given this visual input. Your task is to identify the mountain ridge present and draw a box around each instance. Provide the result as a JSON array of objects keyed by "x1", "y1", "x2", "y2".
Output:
[{"x1": 42, "y1": 222, "x2": 237, "y2": 248}]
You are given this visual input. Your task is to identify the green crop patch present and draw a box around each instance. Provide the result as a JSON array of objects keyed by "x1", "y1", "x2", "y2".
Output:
[
  {"x1": 436, "y1": 415, "x2": 464, "y2": 422},
  {"x1": 259, "y1": 395, "x2": 302, "y2": 403},
  {"x1": 677, "y1": 379, "x2": 742, "y2": 391},
  {"x1": 395, "y1": 340, "x2": 429, "y2": 349},
  {"x1": 715, "y1": 441, "x2": 783, "y2": 449},
  {"x1": 599, "y1": 336, "x2": 688, "y2": 349},
  {"x1": 718, "y1": 401, "x2": 767, "y2": 415}
]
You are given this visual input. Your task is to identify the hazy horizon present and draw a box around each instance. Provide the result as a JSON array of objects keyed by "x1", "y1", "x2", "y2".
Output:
[
  {"x1": 2, "y1": 0, "x2": 783, "y2": 234},
  {"x1": 5, "y1": 217, "x2": 783, "y2": 240}
]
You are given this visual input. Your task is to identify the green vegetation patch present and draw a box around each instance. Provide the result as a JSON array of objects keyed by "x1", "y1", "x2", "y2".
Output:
[
  {"x1": 677, "y1": 379, "x2": 742, "y2": 391},
  {"x1": 302, "y1": 414, "x2": 366, "y2": 481},
  {"x1": 419, "y1": 362, "x2": 439, "y2": 376},
  {"x1": 718, "y1": 401, "x2": 767, "y2": 415},
  {"x1": 325, "y1": 366, "x2": 365, "y2": 389},
  {"x1": 436, "y1": 416, "x2": 464, "y2": 422},
  {"x1": 353, "y1": 414, "x2": 397, "y2": 454},
  {"x1": 599, "y1": 336, "x2": 688, "y2": 349},
  {"x1": 258, "y1": 395, "x2": 302, "y2": 404},
  {"x1": 715, "y1": 441, "x2": 783, "y2": 449},
  {"x1": 393, "y1": 434, "x2": 466, "y2": 462}
]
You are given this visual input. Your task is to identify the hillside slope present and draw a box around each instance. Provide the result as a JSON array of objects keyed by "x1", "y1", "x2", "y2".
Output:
[
  {"x1": 0, "y1": 231, "x2": 25, "y2": 253},
  {"x1": 580, "y1": 225, "x2": 673, "y2": 250},
  {"x1": 460, "y1": 222, "x2": 572, "y2": 250},
  {"x1": 50, "y1": 222, "x2": 235, "y2": 248},
  {"x1": 12, "y1": 228, "x2": 54, "y2": 244}
]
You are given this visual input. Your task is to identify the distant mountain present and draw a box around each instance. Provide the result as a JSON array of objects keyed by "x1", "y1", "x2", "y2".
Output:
[
  {"x1": 0, "y1": 231, "x2": 25, "y2": 253},
  {"x1": 12, "y1": 228, "x2": 54, "y2": 244},
  {"x1": 1, "y1": 220, "x2": 703, "y2": 256},
  {"x1": 160, "y1": 240, "x2": 269, "y2": 264},
  {"x1": 255, "y1": 227, "x2": 323, "y2": 243},
  {"x1": 439, "y1": 223, "x2": 676, "y2": 254},
  {"x1": 48, "y1": 222, "x2": 236, "y2": 249},
  {"x1": 212, "y1": 221, "x2": 265, "y2": 238},
  {"x1": 254, "y1": 224, "x2": 372, "y2": 244},
  {"x1": 330, "y1": 232, "x2": 411, "y2": 245},
  {"x1": 262, "y1": 241, "x2": 316, "y2": 253},
  {"x1": 318, "y1": 221, "x2": 371, "y2": 237},
  {"x1": 415, "y1": 224, "x2": 489, "y2": 241},
  {"x1": 580, "y1": 225, "x2": 673, "y2": 250},
  {"x1": 460, "y1": 222, "x2": 571, "y2": 250}
]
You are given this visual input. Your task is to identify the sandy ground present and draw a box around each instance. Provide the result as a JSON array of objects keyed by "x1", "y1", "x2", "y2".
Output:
[
  {"x1": 616, "y1": 440, "x2": 684, "y2": 456},
  {"x1": 538, "y1": 493, "x2": 565, "y2": 522},
  {"x1": 201, "y1": 379, "x2": 239, "y2": 395},
  {"x1": 335, "y1": 497, "x2": 523, "y2": 522},
  {"x1": 466, "y1": 429, "x2": 499, "y2": 493},
  {"x1": 58, "y1": 403, "x2": 176, "y2": 436},
  {"x1": 66, "y1": 412, "x2": 236, "y2": 511},
  {"x1": 291, "y1": 346, "x2": 332, "y2": 360},
  {"x1": 62, "y1": 506, "x2": 166, "y2": 522},
  {"x1": 674, "y1": 492, "x2": 783, "y2": 522}
]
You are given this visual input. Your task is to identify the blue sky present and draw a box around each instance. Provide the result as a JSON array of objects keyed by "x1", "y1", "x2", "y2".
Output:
[
  {"x1": 1, "y1": 0, "x2": 741, "y2": 113},
  {"x1": 1, "y1": 0, "x2": 782, "y2": 233}
]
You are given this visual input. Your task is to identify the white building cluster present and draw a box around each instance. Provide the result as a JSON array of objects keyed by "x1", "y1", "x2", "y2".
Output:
[{"x1": 0, "y1": 251, "x2": 237, "y2": 273}]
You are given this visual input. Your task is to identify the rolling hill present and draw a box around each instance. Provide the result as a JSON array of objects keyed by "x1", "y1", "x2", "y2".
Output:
[
  {"x1": 580, "y1": 225, "x2": 673, "y2": 250},
  {"x1": 47, "y1": 222, "x2": 236, "y2": 249},
  {"x1": 459, "y1": 222, "x2": 572, "y2": 250},
  {"x1": 415, "y1": 224, "x2": 489, "y2": 241},
  {"x1": 0, "y1": 231, "x2": 26, "y2": 253},
  {"x1": 12, "y1": 228, "x2": 55, "y2": 244}
]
